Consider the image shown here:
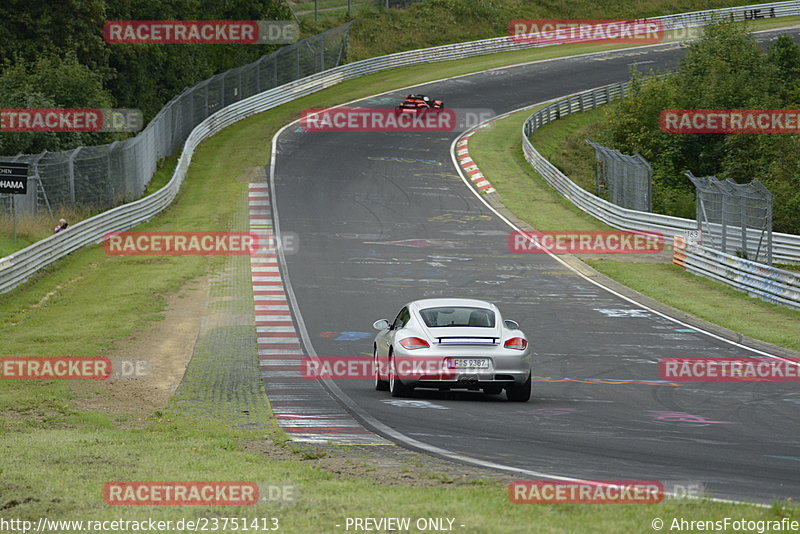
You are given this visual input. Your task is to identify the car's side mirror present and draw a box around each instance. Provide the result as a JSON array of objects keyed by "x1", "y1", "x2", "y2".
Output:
[
  {"x1": 373, "y1": 319, "x2": 390, "y2": 331},
  {"x1": 504, "y1": 319, "x2": 520, "y2": 330}
]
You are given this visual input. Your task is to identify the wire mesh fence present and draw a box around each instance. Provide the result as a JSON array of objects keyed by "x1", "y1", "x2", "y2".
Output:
[
  {"x1": 686, "y1": 172, "x2": 773, "y2": 265},
  {"x1": 586, "y1": 138, "x2": 652, "y2": 212},
  {"x1": 0, "y1": 22, "x2": 352, "y2": 218}
]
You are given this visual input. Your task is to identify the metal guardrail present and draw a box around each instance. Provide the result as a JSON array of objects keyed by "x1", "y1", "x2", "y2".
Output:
[
  {"x1": 3, "y1": 1, "x2": 800, "y2": 295},
  {"x1": 522, "y1": 84, "x2": 800, "y2": 264},
  {"x1": 673, "y1": 237, "x2": 800, "y2": 310}
]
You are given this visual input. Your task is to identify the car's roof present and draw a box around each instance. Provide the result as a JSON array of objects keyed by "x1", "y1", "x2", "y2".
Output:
[{"x1": 409, "y1": 298, "x2": 496, "y2": 310}]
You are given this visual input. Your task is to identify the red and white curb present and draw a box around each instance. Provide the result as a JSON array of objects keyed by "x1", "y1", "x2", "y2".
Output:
[
  {"x1": 455, "y1": 131, "x2": 496, "y2": 194},
  {"x1": 248, "y1": 184, "x2": 388, "y2": 445}
]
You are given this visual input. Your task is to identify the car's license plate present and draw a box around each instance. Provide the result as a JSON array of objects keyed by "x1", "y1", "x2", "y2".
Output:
[{"x1": 452, "y1": 358, "x2": 489, "y2": 369}]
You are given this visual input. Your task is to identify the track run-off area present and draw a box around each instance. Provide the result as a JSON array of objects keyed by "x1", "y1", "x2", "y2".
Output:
[{"x1": 265, "y1": 29, "x2": 800, "y2": 504}]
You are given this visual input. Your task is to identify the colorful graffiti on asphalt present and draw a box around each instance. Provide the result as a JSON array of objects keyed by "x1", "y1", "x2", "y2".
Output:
[{"x1": 648, "y1": 411, "x2": 735, "y2": 424}]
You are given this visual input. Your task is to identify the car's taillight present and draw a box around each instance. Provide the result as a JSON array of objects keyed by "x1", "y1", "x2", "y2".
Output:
[
  {"x1": 399, "y1": 337, "x2": 430, "y2": 350},
  {"x1": 504, "y1": 337, "x2": 527, "y2": 350}
]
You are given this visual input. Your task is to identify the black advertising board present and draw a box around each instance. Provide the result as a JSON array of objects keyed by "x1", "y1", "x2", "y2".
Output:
[{"x1": 0, "y1": 162, "x2": 28, "y2": 194}]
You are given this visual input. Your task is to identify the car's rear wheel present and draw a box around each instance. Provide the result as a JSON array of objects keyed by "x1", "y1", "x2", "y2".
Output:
[
  {"x1": 389, "y1": 355, "x2": 412, "y2": 398},
  {"x1": 374, "y1": 347, "x2": 389, "y2": 391},
  {"x1": 506, "y1": 374, "x2": 531, "y2": 402}
]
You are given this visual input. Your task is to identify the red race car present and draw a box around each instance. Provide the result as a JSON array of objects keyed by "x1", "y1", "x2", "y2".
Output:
[{"x1": 397, "y1": 94, "x2": 445, "y2": 113}]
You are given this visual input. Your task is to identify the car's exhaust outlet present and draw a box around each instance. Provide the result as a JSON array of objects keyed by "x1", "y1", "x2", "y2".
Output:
[{"x1": 467, "y1": 376, "x2": 478, "y2": 385}]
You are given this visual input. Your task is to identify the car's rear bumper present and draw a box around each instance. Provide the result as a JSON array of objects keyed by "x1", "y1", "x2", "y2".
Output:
[
  {"x1": 403, "y1": 370, "x2": 530, "y2": 389},
  {"x1": 384, "y1": 344, "x2": 532, "y2": 388}
]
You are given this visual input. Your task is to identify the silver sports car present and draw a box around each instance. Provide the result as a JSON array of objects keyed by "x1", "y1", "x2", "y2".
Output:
[{"x1": 372, "y1": 298, "x2": 532, "y2": 401}]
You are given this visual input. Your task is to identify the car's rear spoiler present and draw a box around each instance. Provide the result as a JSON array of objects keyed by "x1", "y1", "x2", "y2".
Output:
[{"x1": 435, "y1": 336, "x2": 499, "y2": 345}]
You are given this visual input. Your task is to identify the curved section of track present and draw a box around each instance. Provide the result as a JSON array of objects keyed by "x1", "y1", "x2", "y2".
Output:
[{"x1": 271, "y1": 34, "x2": 800, "y2": 503}]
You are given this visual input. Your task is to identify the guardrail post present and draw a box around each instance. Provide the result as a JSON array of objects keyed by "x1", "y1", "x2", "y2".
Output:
[
  {"x1": 766, "y1": 192, "x2": 773, "y2": 265},
  {"x1": 107, "y1": 141, "x2": 119, "y2": 206},
  {"x1": 68, "y1": 147, "x2": 81, "y2": 206},
  {"x1": 673, "y1": 236, "x2": 687, "y2": 268},
  {"x1": 720, "y1": 192, "x2": 728, "y2": 254},
  {"x1": 256, "y1": 57, "x2": 263, "y2": 94}
]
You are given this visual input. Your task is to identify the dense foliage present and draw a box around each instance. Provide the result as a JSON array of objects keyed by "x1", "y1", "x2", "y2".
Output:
[
  {"x1": 600, "y1": 23, "x2": 800, "y2": 234},
  {"x1": 0, "y1": 0, "x2": 290, "y2": 154}
]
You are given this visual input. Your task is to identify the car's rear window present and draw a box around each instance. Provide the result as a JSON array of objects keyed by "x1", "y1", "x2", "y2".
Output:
[{"x1": 419, "y1": 307, "x2": 495, "y2": 328}]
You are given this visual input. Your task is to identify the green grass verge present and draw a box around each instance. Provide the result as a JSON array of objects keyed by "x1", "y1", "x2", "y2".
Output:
[
  {"x1": 2, "y1": 16, "x2": 800, "y2": 529},
  {"x1": 468, "y1": 97, "x2": 800, "y2": 354}
]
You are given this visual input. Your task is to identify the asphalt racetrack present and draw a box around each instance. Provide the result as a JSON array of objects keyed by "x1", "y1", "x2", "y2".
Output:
[{"x1": 271, "y1": 32, "x2": 800, "y2": 503}]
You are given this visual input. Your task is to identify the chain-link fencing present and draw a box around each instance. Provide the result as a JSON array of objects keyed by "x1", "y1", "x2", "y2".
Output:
[
  {"x1": 522, "y1": 80, "x2": 798, "y2": 264},
  {"x1": 0, "y1": 22, "x2": 352, "y2": 218},
  {"x1": 685, "y1": 172, "x2": 773, "y2": 265},
  {"x1": 586, "y1": 138, "x2": 652, "y2": 212}
]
